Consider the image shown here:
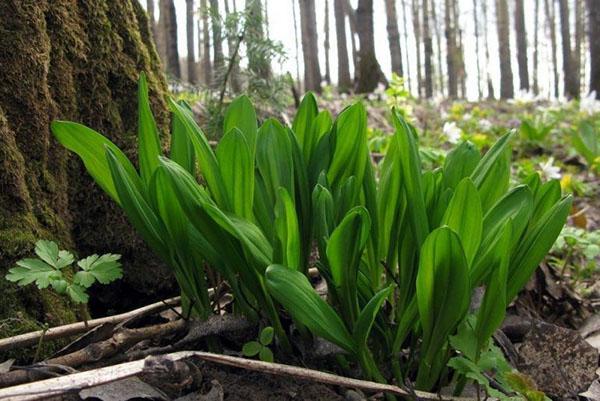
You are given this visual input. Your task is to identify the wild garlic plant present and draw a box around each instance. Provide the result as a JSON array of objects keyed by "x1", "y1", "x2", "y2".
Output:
[{"x1": 52, "y1": 73, "x2": 571, "y2": 394}]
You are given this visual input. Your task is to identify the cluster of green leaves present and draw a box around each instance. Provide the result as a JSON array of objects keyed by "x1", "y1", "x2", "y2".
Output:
[
  {"x1": 52, "y1": 74, "x2": 571, "y2": 396},
  {"x1": 242, "y1": 326, "x2": 275, "y2": 362},
  {"x1": 572, "y1": 121, "x2": 600, "y2": 173},
  {"x1": 6, "y1": 240, "x2": 122, "y2": 304}
]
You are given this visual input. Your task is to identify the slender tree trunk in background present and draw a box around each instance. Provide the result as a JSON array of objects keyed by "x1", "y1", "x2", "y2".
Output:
[
  {"x1": 245, "y1": 0, "x2": 271, "y2": 80},
  {"x1": 334, "y1": 0, "x2": 352, "y2": 92},
  {"x1": 589, "y1": 0, "x2": 600, "y2": 97},
  {"x1": 445, "y1": 0, "x2": 457, "y2": 98},
  {"x1": 431, "y1": 0, "x2": 444, "y2": 95},
  {"x1": 356, "y1": 0, "x2": 385, "y2": 93},
  {"x1": 197, "y1": 20, "x2": 203, "y2": 79},
  {"x1": 496, "y1": 0, "x2": 514, "y2": 98},
  {"x1": 413, "y1": 0, "x2": 423, "y2": 97},
  {"x1": 201, "y1": 0, "x2": 212, "y2": 85},
  {"x1": 210, "y1": 0, "x2": 224, "y2": 85},
  {"x1": 299, "y1": 0, "x2": 322, "y2": 92},
  {"x1": 224, "y1": 0, "x2": 242, "y2": 92},
  {"x1": 515, "y1": 0, "x2": 529, "y2": 91},
  {"x1": 422, "y1": 0, "x2": 433, "y2": 97},
  {"x1": 482, "y1": 0, "x2": 494, "y2": 98},
  {"x1": 159, "y1": 0, "x2": 181, "y2": 79},
  {"x1": 533, "y1": 0, "x2": 540, "y2": 95},
  {"x1": 559, "y1": 0, "x2": 579, "y2": 98},
  {"x1": 545, "y1": 0, "x2": 559, "y2": 97},
  {"x1": 292, "y1": 0, "x2": 302, "y2": 91},
  {"x1": 0, "y1": 0, "x2": 172, "y2": 331},
  {"x1": 324, "y1": 0, "x2": 331, "y2": 84},
  {"x1": 472, "y1": 0, "x2": 482, "y2": 98},
  {"x1": 454, "y1": 1, "x2": 466, "y2": 98},
  {"x1": 385, "y1": 0, "x2": 403, "y2": 77},
  {"x1": 401, "y1": 0, "x2": 412, "y2": 92},
  {"x1": 574, "y1": 0, "x2": 583, "y2": 95},
  {"x1": 147, "y1": 0, "x2": 158, "y2": 41},
  {"x1": 346, "y1": 0, "x2": 359, "y2": 76},
  {"x1": 186, "y1": 0, "x2": 197, "y2": 84}
]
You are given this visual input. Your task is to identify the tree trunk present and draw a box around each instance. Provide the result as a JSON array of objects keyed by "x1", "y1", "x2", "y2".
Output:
[
  {"x1": 346, "y1": 0, "x2": 359, "y2": 75},
  {"x1": 0, "y1": 0, "x2": 172, "y2": 345},
  {"x1": 147, "y1": 0, "x2": 157, "y2": 41},
  {"x1": 186, "y1": 0, "x2": 197, "y2": 84},
  {"x1": 544, "y1": 0, "x2": 559, "y2": 97},
  {"x1": 454, "y1": 0, "x2": 466, "y2": 97},
  {"x1": 574, "y1": 0, "x2": 583, "y2": 95},
  {"x1": 324, "y1": 0, "x2": 331, "y2": 84},
  {"x1": 334, "y1": 0, "x2": 352, "y2": 91},
  {"x1": 473, "y1": 0, "x2": 482, "y2": 98},
  {"x1": 413, "y1": 0, "x2": 423, "y2": 96},
  {"x1": 385, "y1": 0, "x2": 403, "y2": 77},
  {"x1": 533, "y1": 0, "x2": 540, "y2": 95},
  {"x1": 588, "y1": 0, "x2": 600, "y2": 97},
  {"x1": 355, "y1": 0, "x2": 385, "y2": 93},
  {"x1": 558, "y1": 0, "x2": 579, "y2": 98},
  {"x1": 224, "y1": 0, "x2": 242, "y2": 92},
  {"x1": 292, "y1": 0, "x2": 302, "y2": 91},
  {"x1": 422, "y1": 0, "x2": 433, "y2": 97},
  {"x1": 210, "y1": 0, "x2": 224, "y2": 84},
  {"x1": 431, "y1": 0, "x2": 443, "y2": 95},
  {"x1": 201, "y1": 0, "x2": 212, "y2": 85},
  {"x1": 445, "y1": 0, "x2": 457, "y2": 98},
  {"x1": 482, "y1": 0, "x2": 494, "y2": 98},
  {"x1": 514, "y1": 0, "x2": 529, "y2": 91},
  {"x1": 401, "y1": 0, "x2": 412, "y2": 92},
  {"x1": 496, "y1": 0, "x2": 514, "y2": 98},
  {"x1": 299, "y1": 0, "x2": 322, "y2": 92},
  {"x1": 245, "y1": 0, "x2": 271, "y2": 80},
  {"x1": 159, "y1": 0, "x2": 181, "y2": 79}
]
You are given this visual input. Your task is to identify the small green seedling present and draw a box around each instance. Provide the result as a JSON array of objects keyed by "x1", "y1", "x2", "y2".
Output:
[
  {"x1": 242, "y1": 326, "x2": 275, "y2": 362},
  {"x1": 6, "y1": 240, "x2": 123, "y2": 324}
]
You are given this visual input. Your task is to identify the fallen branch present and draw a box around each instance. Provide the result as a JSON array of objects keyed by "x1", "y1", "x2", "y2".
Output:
[
  {"x1": 0, "y1": 297, "x2": 181, "y2": 354},
  {"x1": 0, "y1": 351, "x2": 483, "y2": 401}
]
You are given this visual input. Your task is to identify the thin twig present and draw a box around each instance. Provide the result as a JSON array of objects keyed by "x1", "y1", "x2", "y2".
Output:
[{"x1": 218, "y1": 30, "x2": 246, "y2": 110}]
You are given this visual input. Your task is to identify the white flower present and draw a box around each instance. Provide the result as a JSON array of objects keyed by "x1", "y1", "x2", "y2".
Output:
[
  {"x1": 538, "y1": 157, "x2": 561, "y2": 180},
  {"x1": 462, "y1": 113, "x2": 472, "y2": 121},
  {"x1": 478, "y1": 119, "x2": 493, "y2": 131},
  {"x1": 580, "y1": 91, "x2": 600, "y2": 115},
  {"x1": 443, "y1": 122, "x2": 462, "y2": 144},
  {"x1": 375, "y1": 83, "x2": 386, "y2": 94}
]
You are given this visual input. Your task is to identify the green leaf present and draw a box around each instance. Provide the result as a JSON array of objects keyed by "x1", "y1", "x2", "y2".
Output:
[
  {"x1": 265, "y1": 264, "x2": 356, "y2": 353},
  {"x1": 223, "y1": 95, "x2": 258, "y2": 153},
  {"x1": 170, "y1": 101, "x2": 196, "y2": 174},
  {"x1": 51, "y1": 121, "x2": 141, "y2": 205},
  {"x1": 259, "y1": 346, "x2": 274, "y2": 362},
  {"x1": 443, "y1": 141, "x2": 481, "y2": 190},
  {"x1": 6, "y1": 259, "x2": 61, "y2": 289},
  {"x1": 34, "y1": 240, "x2": 74, "y2": 269},
  {"x1": 260, "y1": 326, "x2": 275, "y2": 345},
  {"x1": 292, "y1": 92, "x2": 318, "y2": 158},
  {"x1": 471, "y1": 132, "x2": 512, "y2": 211},
  {"x1": 572, "y1": 121, "x2": 598, "y2": 165},
  {"x1": 353, "y1": 285, "x2": 394, "y2": 349},
  {"x1": 66, "y1": 284, "x2": 89, "y2": 304},
  {"x1": 242, "y1": 341, "x2": 262, "y2": 357},
  {"x1": 441, "y1": 178, "x2": 483, "y2": 267},
  {"x1": 216, "y1": 128, "x2": 254, "y2": 219},
  {"x1": 137, "y1": 72, "x2": 162, "y2": 185},
  {"x1": 274, "y1": 187, "x2": 301, "y2": 271},
  {"x1": 531, "y1": 179, "x2": 561, "y2": 224},
  {"x1": 76, "y1": 254, "x2": 123, "y2": 286},
  {"x1": 51, "y1": 279, "x2": 68, "y2": 294}
]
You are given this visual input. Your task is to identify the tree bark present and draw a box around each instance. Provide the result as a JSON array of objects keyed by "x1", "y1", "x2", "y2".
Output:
[
  {"x1": 514, "y1": 0, "x2": 529, "y2": 91},
  {"x1": 544, "y1": 0, "x2": 559, "y2": 97},
  {"x1": 224, "y1": 0, "x2": 242, "y2": 92},
  {"x1": 413, "y1": 0, "x2": 423, "y2": 96},
  {"x1": 588, "y1": 0, "x2": 600, "y2": 97},
  {"x1": 533, "y1": 0, "x2": 540, "y2": 95},
  {"x1": 482, "y1": 0, "x2": 494, "y2": 98},
  {"x1": 385, "y1": 0, "x2": 403, "y2": 77},
  {"x1": 472, "y1": 0, "x2": 482, "y2": 98},
  {"x1": 346, "y1": 0, "x2": 359, "y2": 75},
  {"x1": 201, "y1": 0, "x2": 212, "y2": 85},
  {"x1": 186, "y1": 0, "x2": 197, "y2": 84},
  {"x1": 0, "y1": 0, "x2": 171, "y2": 345},
  {"x1": 496, "y1": 0, "x2": 514, "y2": 98},
  {"x1": 334, "y1": 0, "x2": 352, "y2": 91},
  {"x1": 159, "y1": 0, "x2": 181, "y2": 79},
  {"x1": 210, "y1": 0, "x2": 224, "y2": 83},
  {"x1": 422, "y1": 0, "x2": 433, "y2": 97},
  {"x1": 324, "y1": 0, "x2": 331, "y2": 84},
  {"x1": 147, "y1": 0, "x2": 157, "y2": 41},
  {"x1": 245, "y1": 0, "x2": 271, "y2": 80},
  {"x1": 355, "y1": 0, "x2": 385, "y2": 93},
  {"x1": 454, "y1": 0, "x2": 466, "y2": 97},
  {"x1": 558, "y1": 0, "x2": 579, "y2": 98},
  {"x1": 431, "y1": 0, "x2": 443, "y2": 95},
  {"x1": 401, "y1": 0, "x2": 412, "y2": 92},
  {"x1": 445, "y1": 0, "x2": 457, "y2": 98},
  {"x1": 299, "y1": 0, "x2": 322, "y2": 92},
  {"x1": 574, "y1": 0, "x2": 583, "y2": 95}
]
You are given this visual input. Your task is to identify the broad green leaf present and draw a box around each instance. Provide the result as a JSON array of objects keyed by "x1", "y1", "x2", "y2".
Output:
[
  {"x1": 75, "y1": 254, "x2": 123, "y2": 286},
  {"x1": 216, "y1": 128, "x2": 254, "y2": 219},
  {"x1": 242, "y1": 341, "x2": 261, "y2": 356},
  {"x1": 137, "y1": 72, "x2": 162, "y2": 185},
  {"x1": 6, "y1": 259, "x2": 61, "y2": 289},
  {"x1": 443, "y1": 141, "x2": 481, "y2": 190},
  {"x1": 531, "y1": 179, "x2": 561, "y2": 223},
  {"x1": 66, "y1": 284, "x2": 89, "y2": 303},
  {"x1": 353, "y1": 285, "x2": 394, "y2": 349},
  {"x1": 265, "y1": 264, "x2": 355, "y2": 352},
  {"x1": 170, "y1": 101, "x2": 195, "y2": 174},
  {"x1": 51, "y1": 121, "x2": 140, "y2": 204},
  {"x1": 292, "y1": 92, "x2": 318, "y2": 159},
  {"x1": 259, "y1": 346, "x2": 274, "y2": 362},
  {"x1": 34, "y1": 240, "x2": 74, "y2": 269},
  {"x1": 274, "y1": 187, "x2": 301, "y2": 271},
  {"x1": 573, "y1": 121, "x2": 598, "y2": 165},
  {"x1": 223, "y1": 95, "x2": 258, "y2": 153},
  {"x1": 260, "y1": 326, "x2": 275, "y2": 345},
  {"x1": 312, "y1": 184, "x2": 334, "y2": 256},
  {"x1": 507, "y1": 195, "x2": 572, "y2": 300},
  {"x1": 441, "y1": 178, "x2": 483, "y2": 267}
]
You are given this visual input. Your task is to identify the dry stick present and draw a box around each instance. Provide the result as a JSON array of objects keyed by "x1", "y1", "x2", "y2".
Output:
[
  {"x1": 0, "y1": 351, "x2": 482, "y2": 401},
  {"x1": 0, "y1": 297, "x2": 181, "y2": 354}
]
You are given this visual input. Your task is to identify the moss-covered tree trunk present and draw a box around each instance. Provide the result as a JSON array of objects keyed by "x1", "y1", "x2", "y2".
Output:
[{"x1": 0, "y1": 0, "x2": 173, "y2": 351}]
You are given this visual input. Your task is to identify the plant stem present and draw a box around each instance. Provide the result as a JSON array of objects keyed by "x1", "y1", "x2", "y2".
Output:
[
  {"x1": 79, "y1": 304, "x2": 91, "y2": 329},
  {"x1": 33, "y1": 325, "x2": 48, "y2": 363}
]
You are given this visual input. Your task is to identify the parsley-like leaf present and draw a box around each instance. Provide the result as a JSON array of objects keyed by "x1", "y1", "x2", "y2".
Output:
[
  {"x1": 66, "y1": 284, "x2": 89, "y2": 303},
  {"x1": 33, "y1": 240, "x2": 74, "y2": 269},
  {"x1": 5, "y1": 259, "x2": 62, "y2": 289},
  {"x1": 76, "y1": 254, "x2": 123, "y2": 286}
]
